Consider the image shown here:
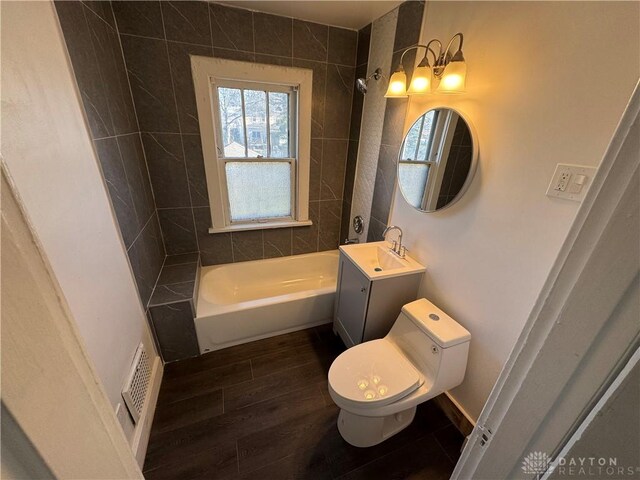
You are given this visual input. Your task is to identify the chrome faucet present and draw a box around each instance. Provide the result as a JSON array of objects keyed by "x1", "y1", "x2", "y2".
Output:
[{"x1": 382, "y1": 225, "x2": 406, "y2": 258}]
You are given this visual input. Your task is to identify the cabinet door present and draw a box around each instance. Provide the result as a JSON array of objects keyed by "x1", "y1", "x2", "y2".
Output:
[
  {"x1": 335, "y1": 256, "x2": 370, "y2": 345},
  {"x1": 363, "y1": 273, "x2": 422, "y2": 341}
]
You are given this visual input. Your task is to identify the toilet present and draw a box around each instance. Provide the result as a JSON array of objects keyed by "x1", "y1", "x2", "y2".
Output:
[{"x1": 328, "y1": 298, "x2": 471, "y2": 447}]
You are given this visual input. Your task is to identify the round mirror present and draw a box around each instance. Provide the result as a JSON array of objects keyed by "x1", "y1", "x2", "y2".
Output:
[{"x1": 397, "y1": 108, "x2": 477, "y2": 212}]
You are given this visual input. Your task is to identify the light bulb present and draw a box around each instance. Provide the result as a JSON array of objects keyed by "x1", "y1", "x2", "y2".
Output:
[
  {"x1": 407, "y1": 64, "x2": 432, "y2": 95},
  {"x1": 437, "y1": 50, "x2": 466, "y2": 94},
  {"x1": 384, "y1": 70, "x2": 408, "y2": 98}
]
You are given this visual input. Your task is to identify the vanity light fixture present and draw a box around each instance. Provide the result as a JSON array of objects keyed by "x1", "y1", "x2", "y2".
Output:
[{"x1": 384, "y1": 32, "x2": 467, "y2": 97}]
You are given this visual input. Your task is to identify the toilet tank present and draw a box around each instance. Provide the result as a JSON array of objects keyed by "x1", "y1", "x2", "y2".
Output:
[{"x1": 387, "y1": 299, "x2": 471, "y2": 392}]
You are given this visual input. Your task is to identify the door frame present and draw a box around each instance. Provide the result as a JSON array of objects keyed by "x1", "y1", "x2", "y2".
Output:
[
  {"x1": 452, "y1": 80, "x2": 640, "y2": 479},
  {"x1": 1, "y1": 166, "x2": 143, "y2": 479}
]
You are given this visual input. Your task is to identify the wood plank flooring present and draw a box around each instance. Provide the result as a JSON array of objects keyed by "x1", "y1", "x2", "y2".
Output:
[{"x1": 144, "y1": 324, "x2": 464, "y2": 479}]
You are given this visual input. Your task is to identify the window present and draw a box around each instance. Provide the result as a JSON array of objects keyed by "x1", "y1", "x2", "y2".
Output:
[
  {"x1": 191, "y1": 57, "x2": 313, "y2": 233},
  {"x1": 398, "y1": 110, "x2": 438, "y2": 209},
  {"x1": 398, "y1": 109, "x2": 460, "y2": 210},
  {"x1": 215, "y1": 83, "x2": 295, "y2": 223}
]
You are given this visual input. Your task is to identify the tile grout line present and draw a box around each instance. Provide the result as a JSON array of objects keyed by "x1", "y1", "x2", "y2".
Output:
[
  {"x1": 432, "y1": 428, "x2": 460, "y2": 466},
  {"x1": 126, "y1": 209, "x2": 157, "y2": 253},
  {"x1": 141, "y1": 7, "x2": 181, "y2": 309},
  {"x1": 111, "y1": 0, "x2": 168, "y2": 258},
  {"x1": 146, "y1": 253, "x2": 168, "y2": 310},
  {"x1": 226, "y1": 356, "x2": 329, "y2": 398},
  {"x1": 235, "y1": 441, "x2": 241, "y2": 474},
  {"x1": 206, "y1": 0, "x2": 213, "y2": 56},
  {"x1": 109, "y1": 2, "x2": 164, "y2": 248},
  {"x1": 335, "y1": 428, "x2": 436, "y2": 479},
  {"x1": 336, "y1": 44, "x2": 359, "y2": 247},
  {"x1": 81, "y1": 1, "x2": 113, "y2": 30},
  {"x1": 78, "y1": 3, "x2": 116, "y2": 137},
  {"x1": 319, "y1": 384, "x2": 330, "y2": 407},
  {"x1": 118, "y1": 5, "x2": 356, "y2": 264},
  {"x1": 160, "y1": 2, "x2": 201, "y2": 260},
  {"x1": 119, "y1": 31, "x2": 209, "y2": 49},
  {"x1": 208, "y1": 1, "x2": 215, "y2": 53},
  {"x1": 317, "y1": 58, "x2": 329, "y2": 252},
  {"x1": 227, "y1": 378, "x2": 329, "y2": 414},
  {"x1": 249, "y1": 352, "x2": 333, "y2": 380},
  {"x1": 112, "y1": 136, "x2": 145, "y2": 236},
  {"x1": 251, "y1": 10, "x2": 256, "y2": 55}
]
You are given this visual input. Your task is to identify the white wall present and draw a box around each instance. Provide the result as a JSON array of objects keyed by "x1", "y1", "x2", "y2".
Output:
[
  {"x1": 2, "y1": 171, "x2": 143, "y2": 479},
  {"x1": 2, "y1": 1, "x2": 158, "y2": 412},
  {"x1": 389, "y1": 1, "x2": 640, "y2": 420}
]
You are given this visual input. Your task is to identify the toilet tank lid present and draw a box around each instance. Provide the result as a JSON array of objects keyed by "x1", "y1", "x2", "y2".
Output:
[{"x1": 402, "y1": 299, "x2": 471, "y2": 348}]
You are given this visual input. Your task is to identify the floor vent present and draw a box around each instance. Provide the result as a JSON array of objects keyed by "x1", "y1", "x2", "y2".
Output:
[{"x1": 122, "y1": 343, "x2": 151, "y2": 424}]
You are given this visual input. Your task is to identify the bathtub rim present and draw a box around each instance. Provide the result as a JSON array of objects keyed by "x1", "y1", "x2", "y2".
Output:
[{"x1": 196, "y1": 249, "x2": 339, "y2": 319}]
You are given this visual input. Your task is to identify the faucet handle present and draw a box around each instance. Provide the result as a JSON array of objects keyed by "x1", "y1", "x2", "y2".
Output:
[
  {"x1": 399, "y1": 245, "x2": 407, "y2": 258},
  {"x1": 391, "y1": 240, "x2": 397, "y2": 252}
]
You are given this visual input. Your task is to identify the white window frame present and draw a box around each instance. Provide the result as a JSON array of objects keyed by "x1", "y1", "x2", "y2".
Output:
[
  {"x1": 213, "y1": 80, "x2": 298, "y2": 225},
  {"x1": 191, "y1": 56, "x2": 313, "y2": 233},
  {"x1": 398, "y1": 109, "x2": 459, "y2": 211}
]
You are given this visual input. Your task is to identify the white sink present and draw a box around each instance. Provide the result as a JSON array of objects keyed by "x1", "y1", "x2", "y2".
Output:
[{"x1": 339, "y1": 241, "x2": 426, "y2": 280}]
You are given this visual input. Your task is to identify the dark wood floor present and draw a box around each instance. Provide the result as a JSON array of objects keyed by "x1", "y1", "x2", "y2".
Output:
[{"x1": 144, "y1": 324, "x2": 464, "y2": 479}]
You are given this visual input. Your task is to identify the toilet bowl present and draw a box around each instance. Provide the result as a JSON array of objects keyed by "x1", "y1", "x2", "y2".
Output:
[{"x1": 328, "y1": 298, "x2": 471, "y2": 447}]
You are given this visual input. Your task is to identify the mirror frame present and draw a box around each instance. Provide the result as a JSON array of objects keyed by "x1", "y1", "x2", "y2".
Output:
[{"x1": 397, "y1": 106, "x2": 479, "y2": 213}]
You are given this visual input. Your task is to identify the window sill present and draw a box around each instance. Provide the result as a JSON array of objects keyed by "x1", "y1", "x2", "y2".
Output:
[{"x1": 208, "y1": 220, "x2": 312, "y2": 234}]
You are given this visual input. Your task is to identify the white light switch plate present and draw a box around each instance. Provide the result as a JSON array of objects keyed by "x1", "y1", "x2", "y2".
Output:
[{"x1": 546, "y1": 164, "x2": 597, "y2": 202}]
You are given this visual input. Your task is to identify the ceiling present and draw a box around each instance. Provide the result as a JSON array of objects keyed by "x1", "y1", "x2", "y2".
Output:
[{"x1": 216, "y1": 1, "x2": 403, "y2": 30}]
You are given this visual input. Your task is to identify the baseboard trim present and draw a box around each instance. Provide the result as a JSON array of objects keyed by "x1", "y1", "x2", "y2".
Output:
[
  {"x1": 131, "y1": 355, "x2": 163, "y2": 466},
  {"x1": 433, "y1": 392, "x2": 475, "y2": 437}
]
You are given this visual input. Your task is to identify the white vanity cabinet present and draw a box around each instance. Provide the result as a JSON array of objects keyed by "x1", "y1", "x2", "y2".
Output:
[{"x1": 333, "y1": 242, "x2": 425, "y2": 347}]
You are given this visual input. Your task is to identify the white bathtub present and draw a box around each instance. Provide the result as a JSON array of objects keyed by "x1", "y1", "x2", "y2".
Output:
[{"x1": 195, "y1": 250, "x2": 339, "y2": 353}]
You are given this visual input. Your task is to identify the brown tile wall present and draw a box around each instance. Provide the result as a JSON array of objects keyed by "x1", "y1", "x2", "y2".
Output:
[
  {"x1": 55, "y1": 0, "x2": 418, "y2": 360},
  {"x1": 112, "y1": 1, "x2": 359, "y2": 265}
]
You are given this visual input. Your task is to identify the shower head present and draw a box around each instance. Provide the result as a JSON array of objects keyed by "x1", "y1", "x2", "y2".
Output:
[{"x1": 355, "y1": 68, "x2": 382, "y2": 95}]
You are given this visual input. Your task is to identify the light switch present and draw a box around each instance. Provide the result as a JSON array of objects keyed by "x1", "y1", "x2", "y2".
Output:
[
  {"x1": 567, "y1": 174, "x2": 587, "y2": 194},
  {"x1": 546, "y1": 164, "x2": 597, "y2": 202}
]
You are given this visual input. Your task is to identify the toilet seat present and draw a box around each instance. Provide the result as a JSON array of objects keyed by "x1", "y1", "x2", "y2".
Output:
[{"x1": 328, "y1": 339, "x2": 423, "y2": 410}]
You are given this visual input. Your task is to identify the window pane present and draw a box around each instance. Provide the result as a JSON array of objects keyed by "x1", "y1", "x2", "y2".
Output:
[
  {"x1": 416, "y1": 110, "x2": 436, "y2": 161},
  {"x1": 268, "y1": 92, "x2": 289, "y2": 158},
  {"x1": 243, "y1": 90, "x2": 267, "y2": 157},
  {"x1": 225, "y1": 162, "x2": 291, "y2": 221},
  {"x1": 217, "y1": 87, "x2": 246, "y2": 157},
  {"x1": 398, "y1": 163, "x2": 429, "y2": 209},
  {"x1": 401, "y1": 116, "x2": 422, "y2": 160}
]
